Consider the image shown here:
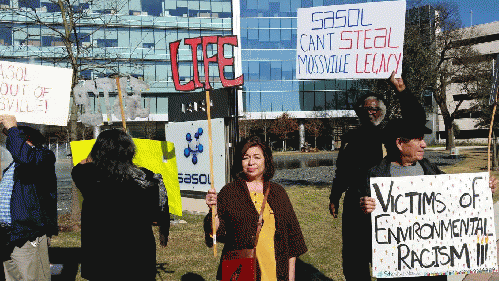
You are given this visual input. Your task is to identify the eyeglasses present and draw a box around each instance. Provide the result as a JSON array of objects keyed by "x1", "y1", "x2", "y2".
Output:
[{"x1": 364, "y1": 106, "x2": 381, "y2": 112}]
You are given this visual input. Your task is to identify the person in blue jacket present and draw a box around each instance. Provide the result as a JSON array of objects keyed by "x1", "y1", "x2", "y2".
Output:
[{"x1": 0, "y1": 115, "x2": 57, "y2": 281}]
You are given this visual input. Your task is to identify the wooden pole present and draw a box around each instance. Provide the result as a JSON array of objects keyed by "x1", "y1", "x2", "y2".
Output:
[
  {"x1": 488, "y1": 89, "x2": 499, "y2": 174},
  {"x1": 116, "y1": 76, "x2": 127, "y2": 131},
  {"x1": 206, "y1": 90, "x2": 217, "y2": 256}
]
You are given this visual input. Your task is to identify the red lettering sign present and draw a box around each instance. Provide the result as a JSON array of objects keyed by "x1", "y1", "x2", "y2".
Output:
[{"x1": 169, "y1": 35, "x2": 244, "y2": 91}]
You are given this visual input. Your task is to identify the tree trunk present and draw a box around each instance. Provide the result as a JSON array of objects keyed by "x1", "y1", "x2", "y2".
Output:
[
  {"x1": 445, "y1": 123, "x2": 455, "y2": 150},
  {"x1": 69, "y1": 100, "x2": 78, "y2": 141},
  {"x1": 314, "y1": 137, "x2": 317, "y2": 149},
  {"x1": 283, "y1": 140, "x2": 286, "y2": 152}
]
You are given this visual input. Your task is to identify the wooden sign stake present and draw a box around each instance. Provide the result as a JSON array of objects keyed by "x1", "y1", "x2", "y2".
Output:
[
  {"x1": 206, "y1": 90, "x2": 217, "y2": 256},
  {"x1": 488, "y1": 89, "x2": 499, "y2": 174},
  {"x1": 116, "y1": 76, "x2": 127, "y2": 131}
]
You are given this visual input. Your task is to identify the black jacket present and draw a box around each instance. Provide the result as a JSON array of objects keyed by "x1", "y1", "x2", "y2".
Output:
[{"x1": 72, "y1": 163, "x2": 170, "y2": 280}]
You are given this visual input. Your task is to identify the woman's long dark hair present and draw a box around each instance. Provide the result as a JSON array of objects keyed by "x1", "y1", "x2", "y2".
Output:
[
  {"x1": 232, "y1": 135, "x2": 275, "y2": 181},
  {"x1": 90, "y1": 129, "x2": 137, "y2": 182}
]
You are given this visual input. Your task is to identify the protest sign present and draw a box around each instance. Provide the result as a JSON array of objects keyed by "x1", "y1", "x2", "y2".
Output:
[
  {"x1": 0, "y1": 61, "x2": 72, "y2": 126},
  {"x1": 370, "y1": 172, "x2": 497, "y2": 278},
  {"x1": 296, "y1": 0, "x2": 406, "y2": 80},
  {"x1": 70, "y1": 138, "x2": 182, "y2": 216}
]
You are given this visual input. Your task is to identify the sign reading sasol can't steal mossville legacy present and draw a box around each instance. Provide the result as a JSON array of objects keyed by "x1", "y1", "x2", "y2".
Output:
[
  {"x1": 370, "y1": 172, "x2": 498, "y2": 278},
  {"x1": 296, "y1": 1, "x2": 406, "y2": 80}
]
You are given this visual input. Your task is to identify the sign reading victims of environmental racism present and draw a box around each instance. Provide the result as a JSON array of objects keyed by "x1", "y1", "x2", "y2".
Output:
[
  {"x1": 370, "y1": 172, "x2": 498, "y2": 278},
  {"x1": 296, "y1": 0, "x2": 406, "y2": 80},
  {"x1": 0, "y1": 61, "x2": 72, "y2": 126}
]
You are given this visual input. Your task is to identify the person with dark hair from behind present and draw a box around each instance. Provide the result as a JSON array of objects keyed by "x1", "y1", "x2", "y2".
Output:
[
  {"x1": 329, "y1": 72, "x2": 428, "y2": 280},
  {"x1": 71, "y1": 129, "x2": 170, "y2": 280},
  {"x1": 0, "y1": 115, "x2": 57, "y2": 281},
  {"x1": 204, "y1": 135, "x2": 307, "y2": 281}
]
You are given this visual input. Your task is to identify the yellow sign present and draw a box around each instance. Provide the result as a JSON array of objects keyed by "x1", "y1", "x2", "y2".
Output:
[{"x1": 70, "y1": 138, "x2": 182, "y2": 216}]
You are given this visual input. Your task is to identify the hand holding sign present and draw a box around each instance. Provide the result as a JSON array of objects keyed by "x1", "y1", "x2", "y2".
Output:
[
  {"x1": 390, "y1": 71, "x2": 406, "y2": 92},
  {"x1": 0, "y1": 115, "x2": 17, "y2": 130}
]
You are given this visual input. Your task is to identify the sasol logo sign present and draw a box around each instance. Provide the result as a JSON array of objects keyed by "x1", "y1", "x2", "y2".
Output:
[
  {"x1": 165, "y1": 119, "x2": 225, "y2": 193},
  {"x1": 183, "y1": 128, "x2": 204, "y2": 164}
]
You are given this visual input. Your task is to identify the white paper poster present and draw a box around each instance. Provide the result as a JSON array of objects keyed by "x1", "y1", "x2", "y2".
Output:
[
  {"x1": 370, "y1": 172, "x2": 497, "y2": 277},
  {"x1": 296, "y1": 0, "x2": 406, "y2": 80},
  {"x1": 0, "y1": 61, "x2": 72, "y2": 126}
]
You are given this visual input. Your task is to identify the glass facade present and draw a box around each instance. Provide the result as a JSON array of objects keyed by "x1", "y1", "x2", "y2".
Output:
[
  {"x1": 0, "y1": 0, "x2": 234, "y2": 117},
  {"x1": 240, "y1": 0, "x2": 370, "y2": 114}
]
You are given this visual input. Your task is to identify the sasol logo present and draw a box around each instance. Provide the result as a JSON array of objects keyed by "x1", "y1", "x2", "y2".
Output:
[
  {"x1": 184, "y1": 128, "x2": 204, "y2": 164},
  {"x1": 179, "y1": 127, "x2": 211, "y2": 185},
  {"x1": 178, "y1": 173, "x2": 211, "y2": 184}
]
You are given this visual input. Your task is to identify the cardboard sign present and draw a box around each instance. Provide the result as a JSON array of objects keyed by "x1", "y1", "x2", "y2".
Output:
[
  {"x1": 0, "y1": 61, "x2": 72, "y2": 126},
  {"x1": 370, "y1": 172, "x2": 497, "y2": 277},
  {"x1": 70, "y1": 138, "x2": 182, "y2": 216},
  {"x1": 296, "y1": 1, "x2": 406, "y2": 80}
]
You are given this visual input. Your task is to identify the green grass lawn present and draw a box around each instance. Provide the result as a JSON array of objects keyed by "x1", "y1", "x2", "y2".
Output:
[{"x1": 50, "y1": 148, "x2": 498, "y2": 280}]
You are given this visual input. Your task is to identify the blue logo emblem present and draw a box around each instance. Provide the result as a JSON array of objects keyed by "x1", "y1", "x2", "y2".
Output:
[{"x1": 184, "y1": 128, "x2": 204, "y2": 164}]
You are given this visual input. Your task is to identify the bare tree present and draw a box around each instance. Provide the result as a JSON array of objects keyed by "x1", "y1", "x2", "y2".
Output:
[
  {"x1": 270, "y1": 112, "x2": 298, "y2": 151},
  {"x1": 364, "y1": 2, "x2": 488, "y2": 149},
  {"x1": 238, "y1": 113, "x2": 259, "y2": 139},
  {"x1": 254, "y1": 112, "x2": 274, "y2": 143},
  {"x1": 305, "y1": 118, "x2": 323, "y2": 149},
  {"x1": 0, "y1": 0, "x2": 156, "y2": 140}
]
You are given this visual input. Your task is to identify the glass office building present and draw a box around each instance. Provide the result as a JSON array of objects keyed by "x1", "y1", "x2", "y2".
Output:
[
  {"x1": 239, "y1": 0, "x2": 370, "y2": 118},
  {"x1": 0, "y1": 0, "x2": 234, "y2": 133}
]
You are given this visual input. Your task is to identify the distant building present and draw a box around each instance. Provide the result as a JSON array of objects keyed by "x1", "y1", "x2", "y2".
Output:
[{"x1": 438, "y1": 21, "x2": 499, "y2": 142}]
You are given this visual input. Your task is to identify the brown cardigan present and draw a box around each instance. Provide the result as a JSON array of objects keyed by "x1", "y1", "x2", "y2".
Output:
[{"x1": 204, "y1": 178, "x2": 307, "y2": 280}]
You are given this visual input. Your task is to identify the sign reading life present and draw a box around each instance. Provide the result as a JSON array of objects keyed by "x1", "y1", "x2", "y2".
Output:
[
  {"x1": 296, "y1": 1, "x2": 406, "y2": 79},
  {"x1": 170, "y1": 35, "x2": 243, "y2": 91}
]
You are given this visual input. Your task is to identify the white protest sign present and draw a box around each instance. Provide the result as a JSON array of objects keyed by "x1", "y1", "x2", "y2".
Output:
[
  {"x1": 370, "y1": 172, "x2": 497, "y2": 278},
  {"x1": 296, "y1": 0, "x2": 406, "y2": 80},
  {"x1": 0, "y1": 61, "x2": 73, "y2": 126}
]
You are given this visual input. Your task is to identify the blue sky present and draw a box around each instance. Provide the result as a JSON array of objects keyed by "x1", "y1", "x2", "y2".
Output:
[{"x1": 452, "y1": 0, "x2": 499, "y2": 27}]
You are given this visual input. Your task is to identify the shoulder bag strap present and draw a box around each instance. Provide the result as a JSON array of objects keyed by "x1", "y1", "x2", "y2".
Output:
[{"x1": 254, "y1": 182, "x2": 271, "y2": 247}]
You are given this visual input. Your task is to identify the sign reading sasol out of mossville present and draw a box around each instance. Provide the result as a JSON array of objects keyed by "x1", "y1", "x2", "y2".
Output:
[
  {"x1": 370, "y1": 172, "x2": 498, "y2": 278},
  {"x1": 296, "y1": 0, "x2": 406, "y2": 80},
  {"x1": 0, "y1": 61, "x2": 72, "y2": 126}
]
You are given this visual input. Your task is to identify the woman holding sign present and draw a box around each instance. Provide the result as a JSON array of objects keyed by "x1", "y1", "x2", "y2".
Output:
[
  {"x1": 71, "y1": 129, "x2": 170, "y2": 280},
  {"x1": 204, "y1": 135, "x2": 307, "y2": 281}
]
